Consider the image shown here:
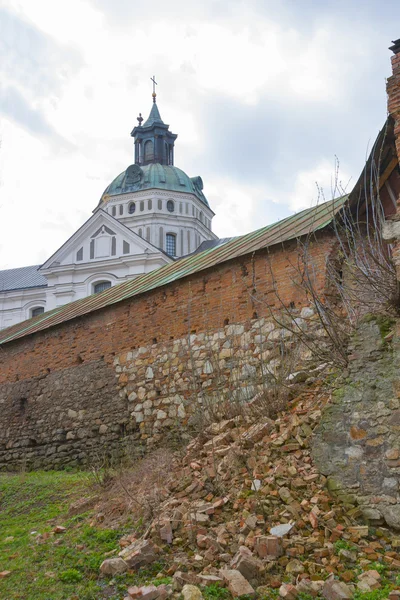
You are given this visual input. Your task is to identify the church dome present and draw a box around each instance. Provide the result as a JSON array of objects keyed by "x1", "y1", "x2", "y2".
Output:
[{"x1": 99, "y1": 163, "x2": 209, "y2": 208}]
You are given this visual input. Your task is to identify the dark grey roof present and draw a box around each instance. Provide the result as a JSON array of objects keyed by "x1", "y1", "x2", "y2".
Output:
[
  {"x1": 0, "y1": 265, "x2": 47, "y2": 292},
  {"x1": 192, "y1": 238, "x2": 236, "y2": 254}
]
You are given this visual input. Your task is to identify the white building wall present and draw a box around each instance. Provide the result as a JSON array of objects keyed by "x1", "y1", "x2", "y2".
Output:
[
  {"x1": 102, "y1": 189, "x2": 216, "y2": 257},
  {"x1": 0, "y1": 288, "x2": 47, "y2": 330},
  {"x1": 0, "y1": 187, "x2": 216, "y2": 330}
]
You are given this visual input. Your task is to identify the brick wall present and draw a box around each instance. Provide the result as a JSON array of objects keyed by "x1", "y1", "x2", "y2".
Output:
[
  {"x1": 388, "y1": 46, "x2": 400, "y2": 166},
  {"x1": 0, "y1": 235, "x2": 335, "y2": 469},
  {"x1": 387, "y1": 44, "x2": 400, "y2": 276}
]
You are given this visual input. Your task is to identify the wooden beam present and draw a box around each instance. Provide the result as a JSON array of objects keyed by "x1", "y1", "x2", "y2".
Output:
[{"x1": 379, "y1": 156, "x2": 398, "y2": 189}]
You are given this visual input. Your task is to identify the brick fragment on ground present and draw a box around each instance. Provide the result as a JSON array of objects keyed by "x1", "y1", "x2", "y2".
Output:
[
  {"x1": 279, "y1": 583, "x2": 298, "y2": 599},
  {"x1": 126, "y1": 584, "x2": 160, "y2": 599},
  {"x1": 119, "y1": 539, "x2": 158, "y2": 569},
  {"x1": 255, "y1": 535, "x2": 282, "y2": 559},
  {"x1": 322, "y1": 577, "x2": 353, "y2": 600},
  {"x1": 53, "y1": 525, "x2": 66, "y2": 534},
  {"x1": 220, "y1": 568, "x2": 256, "y2": 598},
  {"x1": 230, "y1": 545, "x2": 263, "y2": 581},
  {"x1": 181, "y1": 584, "x2": 204, "y2": 600},
  {"x1": 100, "y1": 557, "x2": 128, "y2": 575}
]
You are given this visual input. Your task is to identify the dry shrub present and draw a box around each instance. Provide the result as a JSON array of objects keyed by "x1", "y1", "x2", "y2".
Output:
[{"x1": 90, "y1": 447, "x2": 175, "y2": 530}]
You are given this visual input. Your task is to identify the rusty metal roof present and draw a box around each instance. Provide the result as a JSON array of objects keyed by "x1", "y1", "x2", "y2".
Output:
[{"x1": 0, "y1": 196, "x2": 347, "y2": 346}]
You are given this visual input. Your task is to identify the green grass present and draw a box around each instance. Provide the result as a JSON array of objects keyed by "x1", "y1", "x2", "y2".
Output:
[
  {"x1": 353, "y1": 586, "x2": 391, "y2": 600},
  {"x1": 0, "y1": 471, "x2": 164, "y2": 599},
  {"x1": 202, "y1": 583, "x2": 231, "y2": 599},
  {"x1": 334, "y1": 539, "x2": 358, "y2": 554}
]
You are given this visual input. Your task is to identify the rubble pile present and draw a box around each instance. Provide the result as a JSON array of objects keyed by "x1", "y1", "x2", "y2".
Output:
[{"x1": 102, "y1": 390, "x2": 400, "y2": 599}]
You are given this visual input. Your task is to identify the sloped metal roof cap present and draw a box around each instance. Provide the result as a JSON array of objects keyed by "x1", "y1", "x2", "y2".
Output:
[
  {"x1": 142, "y1": 102, "x2": 164, "y2": 127},
  {"x1": 0, "y1": 196, "x2": 347, "y2": 346},
  {"x1": 0, "y1": 265, "x2": 47, "y2": 292}
]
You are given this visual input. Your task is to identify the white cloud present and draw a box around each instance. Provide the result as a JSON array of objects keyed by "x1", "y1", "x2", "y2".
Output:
[
  {"x1": 0, "y1": 0, "x2": 392, "y2": 269},
  {"x1": 288, "y1": 160, "x2": 353, "y2": 212}
]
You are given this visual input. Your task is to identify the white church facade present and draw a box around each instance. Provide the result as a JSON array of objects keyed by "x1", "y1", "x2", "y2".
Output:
[{"x1": 0, "y1": 93, "x2": 217, "y2": 330}]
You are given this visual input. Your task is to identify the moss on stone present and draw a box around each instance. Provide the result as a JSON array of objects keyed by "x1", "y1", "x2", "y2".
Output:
[{"x1": 361, "y1": 313, "x2": 395, "y2": 341}]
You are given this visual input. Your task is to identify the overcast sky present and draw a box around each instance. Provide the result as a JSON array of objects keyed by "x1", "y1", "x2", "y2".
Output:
[{"x1": 0, "y1": 0, "x2": 398, "y2": 269}]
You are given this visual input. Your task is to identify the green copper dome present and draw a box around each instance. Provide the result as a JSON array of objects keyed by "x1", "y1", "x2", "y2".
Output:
[{"x1": 100, "y1": 163, "x2": 209, "y2": 207}]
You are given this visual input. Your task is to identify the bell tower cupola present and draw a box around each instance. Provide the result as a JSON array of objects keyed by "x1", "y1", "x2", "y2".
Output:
[{"x1": 131, "y1": 76, "x2": 177, "y2": 167}]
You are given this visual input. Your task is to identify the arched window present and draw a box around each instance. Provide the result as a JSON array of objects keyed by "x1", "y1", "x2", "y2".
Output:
[
  {"x1": 158, "y1": 199, "x2": 162, "y2": 210},
  {"x1": 148, "y1": 199, "x2": 152, "y2": 210},
  {"x1": 165, "y1": 143, "x2": 169, "y2": 165},
  {"x1": 112, "y1": 206, "x2": 116, "y2": 216},
  {"x1": 166, "y1": 233, "x2": 176, "y2": 256},
  {"x1": 93, "y1": 281, "x2": 111, "y2": 294},
  {"x1": 128, "y1": 202, "x2": 136, "y2": 214},
  {"x1": 144, "y1": 140, "x2": 154, "y2": 162},
  {"x1": 140, "y1": 201, "x2": 144, "y2": 212},
  {"x1": 31, "y1": 306, "x2": 45, "y2": 318},
  {"x1": 119, "y1": 204, "x2": 123, "y2": 215},
  {"x1": 167, "y1": 200, "x2": 175, "y2": 213}
]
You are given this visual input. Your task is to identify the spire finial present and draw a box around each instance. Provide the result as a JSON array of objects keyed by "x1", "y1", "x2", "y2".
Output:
[
  {"x1": 150, "y1": 75, "x2": 158, "y2": 103},
  {"x1": 137, "y1": 112, "x2": 143, "y2": 126}
]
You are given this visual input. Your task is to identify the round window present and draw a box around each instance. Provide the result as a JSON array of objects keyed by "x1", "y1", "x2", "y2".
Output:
[
  {"x1": 167, "y1": 200, "x2": 174, "y2": 213},
  {"x1": 128, "y1": 202, "x2": 136, "y2": 214}
]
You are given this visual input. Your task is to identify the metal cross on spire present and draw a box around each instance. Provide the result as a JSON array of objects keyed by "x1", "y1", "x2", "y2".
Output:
[{"x1": 150, "y1": 75, "x2": 158, "y2": 103}]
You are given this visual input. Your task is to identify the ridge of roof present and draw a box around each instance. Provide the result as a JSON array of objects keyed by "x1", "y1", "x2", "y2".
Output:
[{"x1": 0, "y1": 196, "x2": 347, "y2": 346}]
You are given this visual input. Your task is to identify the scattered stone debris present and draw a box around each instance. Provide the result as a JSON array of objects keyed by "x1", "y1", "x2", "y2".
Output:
[{"x1": 97, "y1": 388, "x2": 400, "y2": 599}]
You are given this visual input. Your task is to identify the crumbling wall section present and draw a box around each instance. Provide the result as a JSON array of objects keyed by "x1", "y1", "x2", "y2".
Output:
[{"x1": 313, "y1": 318, "x2": 400, "y2": 529}]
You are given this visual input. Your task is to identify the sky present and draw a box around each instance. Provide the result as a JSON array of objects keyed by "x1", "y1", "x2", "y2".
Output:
[{"x1": 0, "y1": 0, "x2": 398, "y2": 269}]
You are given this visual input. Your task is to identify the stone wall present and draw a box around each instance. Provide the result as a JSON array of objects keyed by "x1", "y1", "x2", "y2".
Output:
[
  {"x1": 0, "y1": 361, "x2": 135, "y2": 470},
  {"x1": 0, "y1": 307, "x2": 326, "y2": 470},
  {"x1": 0, "y1": 237, "x2": 334, "y2": 470},
  {"x1": 313, "y1": 318, "x2": 400, "y2": 529},
  {"x1": 114, "y1": 308, "x2": 326, "y2": 445}
]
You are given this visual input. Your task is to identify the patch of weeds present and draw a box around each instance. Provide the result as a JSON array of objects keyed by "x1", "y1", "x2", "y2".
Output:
[
  {"x1": 153, "y1": 576, "x2": 173, "y2": 586},
  {"x1": 238, "y1": 489, "x2": 254, "y2": 499},
  {"x1": 59, "y1": 568, "x2": 83, "y2": 583},
  {"x1": 353, "y1": 585, "x2": 391, "y2": 600},
  {"x1": 134, "y1": 560, "x2": 167, "y2": 584},
  {"x1": 297, "y1": 594, "x2": 315, "y2": 600},
  {"x1": 334, "y1": 539, "x2": 358, "y2": 554},
  {"x1": 259, "y1": 590, "x2": 280, "y2": 600},
  {"x1": 203, "y1": 583, "x2": 232, "y2": 599}
]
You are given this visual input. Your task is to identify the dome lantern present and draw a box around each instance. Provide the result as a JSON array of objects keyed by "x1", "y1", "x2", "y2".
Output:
[{"x1": 130, "y1": 77, "x2": 177, "y2": 167}]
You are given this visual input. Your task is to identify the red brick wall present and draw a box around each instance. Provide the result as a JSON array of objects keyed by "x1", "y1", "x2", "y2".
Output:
[
  {"x1": 0, "y1": 235, "x2": 334, "y2": 385},
  {"x1": 388, "y1": 50, "x2": 400, "y2": 166},
  {"x1": 387, "y1": 48, "x2": 400, "y2": 281}
]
